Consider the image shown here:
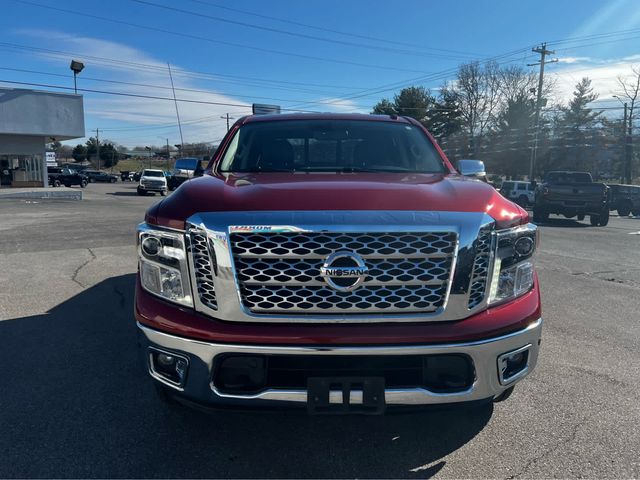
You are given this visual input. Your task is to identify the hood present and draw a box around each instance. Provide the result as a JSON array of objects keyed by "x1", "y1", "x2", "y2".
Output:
[{"x1": 147, "y1": 172, "x2": 527, "y2": 230}]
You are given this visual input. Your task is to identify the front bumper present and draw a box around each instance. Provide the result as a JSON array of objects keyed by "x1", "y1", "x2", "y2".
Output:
[
  {"x1": 138, "y1": 184, "x2": 167, "y2": 192},
  {"x1": 137, "y1": 318, "x2": 542, "y2": 409}
]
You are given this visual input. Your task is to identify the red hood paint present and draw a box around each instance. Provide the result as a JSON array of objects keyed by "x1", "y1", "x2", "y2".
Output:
[{"x1": 147, "y1": 172, "x2": 528, "y2": 230}]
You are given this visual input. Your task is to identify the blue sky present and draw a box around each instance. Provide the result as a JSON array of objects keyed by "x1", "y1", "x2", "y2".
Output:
[{"x1": 2, "y1": 0, "x2": 640, "y2": 147}]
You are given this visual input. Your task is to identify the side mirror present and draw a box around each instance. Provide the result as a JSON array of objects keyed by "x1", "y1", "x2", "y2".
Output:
[{"x1": 457, "y1": 159, "x2": 486, "y2": 181}]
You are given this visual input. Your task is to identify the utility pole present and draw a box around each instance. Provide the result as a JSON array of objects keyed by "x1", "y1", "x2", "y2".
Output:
[
  {"x1": 527, "y1": 43, "x2": 557, "y2": 181},
  {"x1": 221, "y1": 113, "x2": 235, "y2": 131},
  {"x1": 166, "y1": 138, "x2": 171, "y2": 170},
  {"x1": 623, "y1": 103, "x2": 633, "y2": 183},
  {"x1": 95, "y1": 128, "x2": 100, "y2": 171}
]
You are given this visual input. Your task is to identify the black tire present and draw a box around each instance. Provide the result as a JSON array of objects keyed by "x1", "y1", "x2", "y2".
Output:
[
  {"x1": 110, "y1": 177, "x2": 116, "y2": 183},
  {"x1": 632, "y1": 209, "x2": 640, "y2": 217},
  {"x1": 160, "y1": 190, "x2": 166, "y2": 197},
  {"x1": 617, "y1": 203, "x2": 631, "y2": 217},
  {"x1": 89, "y1": 178, "x2": 94, "y2": 183},
  {"x1": 64, "y1": 183, "x2": 71, "y2": 188},
  {"x1": 590, "y1": 215, "x2": 599, "y2": 226},
  {"x1": 494, "y1": 386, "x2": 515, "y2": 403},
  {"x1": 533, "y1": 208, "x2": 548, "y2": 223},
  {"x1": 81, "y1": 180, "x2": 87, "y2": 188},
  {"x1": 137, "y1": 187, "x2": 145, "y2": 196},
  {"x1": 577, "y1": 214, "x2": 585, "y2": 221},
  {"x1": 598, "y1": 208, "x2": 609, "y2": 226},
  {"x1": 53, "y1": 179, "x2": 61, "y2": 187},
  {"x1": 516, "y1": 195, "x2": 528, "y2": 207}
]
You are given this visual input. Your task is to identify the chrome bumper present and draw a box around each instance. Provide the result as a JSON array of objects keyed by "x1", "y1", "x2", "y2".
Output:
[{"x1": 137, "y1": 318, "x2": 542, "y2": 407}]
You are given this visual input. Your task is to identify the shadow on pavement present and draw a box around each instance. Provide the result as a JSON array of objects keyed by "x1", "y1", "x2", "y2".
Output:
[
  {"x1": 536, "y1": 217, "x2": 591, "y2": 228},
  {"x1": 0, "y1": 274, "x2": 492, "y2": 478}
]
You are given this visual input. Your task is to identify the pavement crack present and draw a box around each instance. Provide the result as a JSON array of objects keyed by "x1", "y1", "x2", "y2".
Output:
[
  {"x1": 70, "y1": 248, "x2": 96, "y2": 289},
  {"x1": 506, "y1": 421, "x2": 582, "y2": 479}
]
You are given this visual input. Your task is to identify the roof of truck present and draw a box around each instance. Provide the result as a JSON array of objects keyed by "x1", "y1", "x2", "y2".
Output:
[{"x1": 240, "y1": 112, "x2": 414, "y2": 125}]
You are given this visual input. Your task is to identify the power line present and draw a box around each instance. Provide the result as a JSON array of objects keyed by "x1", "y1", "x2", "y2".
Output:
[
  {"x1": 132, "y1": 0, "x2": 478, "y2": 60},
  {"x1": 11, "y1": 0, "x2": 431, "y2": 74},
  {"x1": 185, "y1": 0, "x2": 485, "y2": 57}
]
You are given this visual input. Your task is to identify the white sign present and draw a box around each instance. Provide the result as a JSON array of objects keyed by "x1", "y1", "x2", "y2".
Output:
[{"x1": 46, "y1": 151, "x2": 57, "y2": 165}]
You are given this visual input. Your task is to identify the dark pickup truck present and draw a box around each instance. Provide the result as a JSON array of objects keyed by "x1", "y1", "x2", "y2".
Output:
[
  {"x1": 47, "y1": 167, "x2": 88, "y2": 188},
  {"x1": 608, "y1": 184, "x2": 640, "y2": 217},
  {"x1": 533, "y1": 171, "x2": 609, "y2": 226}
]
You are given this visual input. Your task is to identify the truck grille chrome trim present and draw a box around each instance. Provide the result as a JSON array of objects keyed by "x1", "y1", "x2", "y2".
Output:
[
  {"x1": 230, "y1": 232, "x2": 456, "y2": 314},
  {"x1": 188, "y1": 228, "x2": 218, "y2": 311},
  {"x1": 467, "y1": 225, "x2": 493, "y2": 309}
]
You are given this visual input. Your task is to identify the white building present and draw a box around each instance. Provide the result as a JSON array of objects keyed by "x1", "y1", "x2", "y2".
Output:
[{"x1": 0, "y1": 87, "x2": 85, "y2": 188}]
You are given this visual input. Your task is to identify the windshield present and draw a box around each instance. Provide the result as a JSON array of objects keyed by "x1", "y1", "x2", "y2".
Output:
[
  {"x1": 219, "y1": 119, "x2": 445, "y2": 173},
  {"x1": 143, "y1": 170, "x2": 164, "y2": 177},
  {"x1": 545, "y1": 172, "x2": 592, "y2": 183}
]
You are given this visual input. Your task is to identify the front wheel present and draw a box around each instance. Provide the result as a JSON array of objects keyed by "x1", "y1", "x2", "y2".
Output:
[
  {"x1": 81, "y1": 180, "x2": 87, "y2": 188},
  {"x1": 598, "y1": 208, "x2": 609, "y2": 226},
  {"x1": 632, "y1": 209, "x2": 640, "y2": 217},
  {"x1": 53, "y1": 179, "x2": 61, "y2": 187},
  {"x1": 160, "y1": 190, "x2": 166, "y2": 196},
  {"x1": 577, "y1": 214, "x2": 585, "y2": 221},
  {"x1": 137, "y1": 187, "x2": 145, "y2": 196}
]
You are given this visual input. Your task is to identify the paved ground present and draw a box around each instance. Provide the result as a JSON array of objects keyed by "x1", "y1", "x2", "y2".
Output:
[{"x1": 1, "y1": 182, "x2": 639, "y2": 478}]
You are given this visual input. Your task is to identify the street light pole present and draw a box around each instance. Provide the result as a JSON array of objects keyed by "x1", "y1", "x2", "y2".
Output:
[{"x1": 221, "y1": 113, "x2": 235, "y2": 131}]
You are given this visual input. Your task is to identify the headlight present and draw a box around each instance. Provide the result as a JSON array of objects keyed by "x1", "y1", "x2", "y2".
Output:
[
  {"x1": 488, "y1": 224, "x2": 537, "y2": 305},
  {"x1": 137, "y1": 224, "x2": 193, "y2": 307}
]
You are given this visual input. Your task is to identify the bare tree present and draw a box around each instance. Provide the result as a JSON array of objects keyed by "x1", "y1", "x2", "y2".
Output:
[
  {"x1": 615, "y1": 65, "x2": 640, "y2": 130},
  {"x1": 452, "y1": 61, "x2": 502, "y2": 155}
]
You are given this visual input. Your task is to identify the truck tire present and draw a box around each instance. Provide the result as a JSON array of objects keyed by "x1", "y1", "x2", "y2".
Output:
[
  {"x1": 137, "y1": 187, "x2": 145, "y2": 196},
  {"x1": 632, "y1": 209, "x2": 640, "y2": 217},
  {"x1": 617, "y1": 202, "x2": 632, "y2": 217},
  {"x1": 160, "y1": 190, "x2": 166, "y2": 197},
  {"x1": 53, "y1": 179, "x2": 61, "y2": 187},
  {"x1": 64, "y1": 184, "x2": 71, "y2": 188},
  {"x1": 81, "y1": 180, "x2": 87, "y2": 188},
  {"x1": 532, "y1": 208, "x2": 548, "y2": 223},
  {"x1": 598, "y1": 208, "x2": 610, "y2": 226},
  {"x1": 577, "y1": 214, "x2": 585, "y2": 221},
  {"x1": 517, "y1": 195, "x2": 528, "y2": 207},
  {"x1": 590, "y1": 215, "x2": 599, "y2": 226}
]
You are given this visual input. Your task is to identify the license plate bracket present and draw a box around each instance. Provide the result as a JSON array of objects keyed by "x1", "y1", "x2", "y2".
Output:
[{"x1": 307, "y1": 377, "x2": 386, "y2": 415}]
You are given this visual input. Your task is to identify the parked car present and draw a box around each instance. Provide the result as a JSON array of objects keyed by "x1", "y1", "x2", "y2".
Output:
[
  {"x1": 607, "y1": 184, "x2": 640, "y2": 217},
  {"x1": 137, "y1": 169, "x2": 167, "y2": 196},
  {"x1": 501, "y1": 181, "x2": 535, "y2": 207},
  {"x1": 533, "y1": 171, "x2": 609, "y2": 226},
  {"x1": 166, "y1": 157, "x2": 205, "y2": 190},
  {"x1": 47, "y1": 167, "x2": 88, "y2": 188},
  {"x1": 84, "y1": 170, "x2": 118, "y2": 183},
  {"x1": 135, "y1": 112, "x2": 542, "y2": 413},
  {"x1": 133, "y1": 171, "x2": 142, "y2": 182}
]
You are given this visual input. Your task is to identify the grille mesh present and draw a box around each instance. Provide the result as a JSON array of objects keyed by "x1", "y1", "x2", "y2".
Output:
[
  {"x1": 189, "y1": 229, "x2": 218, "y2": 310},
  {"x1": 230, "y1": 232, "x2": 456, "y2": 314},
  {"x1": 467, "y1": 226, "x2": 493, "y2": 309}
]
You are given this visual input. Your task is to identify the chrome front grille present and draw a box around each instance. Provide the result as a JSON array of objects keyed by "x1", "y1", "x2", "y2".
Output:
[
  {"x1": 468, "y1": 226, "x2": 493, "y2": 309},
  {"x1": 230, "y1": 232, "x2": 457, "y2": 314},
  {"x1": 188, "y1": 228, "x2": 218, "y2": 310}
]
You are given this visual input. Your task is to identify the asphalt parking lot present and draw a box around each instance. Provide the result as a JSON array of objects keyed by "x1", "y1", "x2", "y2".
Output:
[{"x1": 1, "y1": 182, "x2": 639, "y2": 478}]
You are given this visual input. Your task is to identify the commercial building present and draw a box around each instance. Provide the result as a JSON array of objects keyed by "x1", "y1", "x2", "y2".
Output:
[{"x1": 0, "y1": 87, "x2": 85, "y2": 188}]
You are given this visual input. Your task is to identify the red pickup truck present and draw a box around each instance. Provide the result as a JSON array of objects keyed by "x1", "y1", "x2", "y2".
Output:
[{"x1": 135, "y1": 113, "x2": 541, "y2": 414}]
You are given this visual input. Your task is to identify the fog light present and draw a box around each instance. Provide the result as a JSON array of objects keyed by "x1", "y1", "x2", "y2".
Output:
[
  {"x1": 149, "y1": 348, "x2": 189, "y2": 389},
  {"x1": 497, "y1": 345, "x2": 530, "y2": 385}
]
